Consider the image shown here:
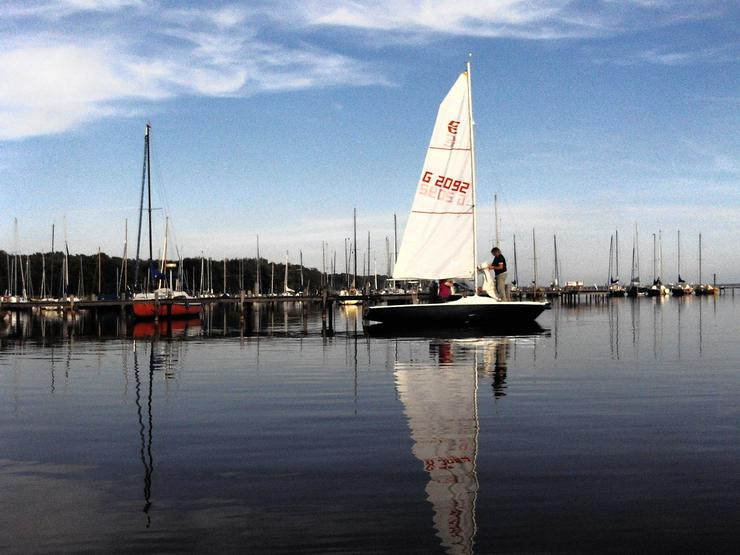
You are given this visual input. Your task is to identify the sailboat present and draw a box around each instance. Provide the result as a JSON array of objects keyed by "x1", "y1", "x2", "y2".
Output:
[
  {"x1": 607, "y1": 230, "x2": 626, "y2": 297},
  {"x1": 338, "y1": 208, "x2": 363, "y2": 305},
  {"x1": 131, "y1": 123, "x2": 201, "y2": 319},
  {"x1": 626, "y1": 224, "x2": 644, "y2": 297},
  {"x1": 670, "y1": 230, "x2": 693, "y2": 296},
  {"x1": 693, "y1": 233, "x2": 716, "y2": 295},
  {"x1": 364, "y1": 61, "x2": 549, "y2": 329}
]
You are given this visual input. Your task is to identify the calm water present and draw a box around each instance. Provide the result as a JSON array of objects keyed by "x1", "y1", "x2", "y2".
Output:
[{"x1": 1, "y1": 297, "x2": 739, "y2": 553}]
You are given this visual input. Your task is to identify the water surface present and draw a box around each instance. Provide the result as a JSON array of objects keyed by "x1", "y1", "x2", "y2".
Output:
[{"x1": 1, "y1": 297, "x2": 738, "y2": 553}]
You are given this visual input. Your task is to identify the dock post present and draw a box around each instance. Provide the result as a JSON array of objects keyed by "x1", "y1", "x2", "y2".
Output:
[
  {"x1": 245, "y1": 301, "x2": 253, "y2": 334},
  {"x1": 321, "y1": 290, "x2": 327, "y2": 335}
]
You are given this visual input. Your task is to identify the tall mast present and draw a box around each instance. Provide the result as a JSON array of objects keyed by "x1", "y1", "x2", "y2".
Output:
[
  {"x1": 532, "y1": 228, "x2": 538, "y2": 291},
  {"x1": 146, "y1": 123, "x2": 154, "y2": 291},
  {"x1": 634, "y1": 224, "x2": 640, "y2": 282},
  {"x1": 698, "y1": 233, "x2": 703, "y2": 285},
  {"x1": 344, "y1": 237, "x2": 349, "y2": 289},
  {"x1": 466, "y1": 57, "x2": 479, "y2": 295},
  {"x1": 553, "y1": 234, "x2": 559, "y2": 287},
  {"x1": 284, "y1": 250, "x2": 289, "y2": 293},
  {"x1": 353, "y1": 208, "x2": 357, "y2": 289},
  {"x1": 300, "y1": 250, "x2": 304, "y2": 289},
  {"x1": 133, "y1": 123, "x2": 150, "y2": 290},
  {"x1": 494, "y1": 194, "x2": 499, "y2": 248},
  {"x1": 255, "y1": 235, "x2": 261, "y2": 295},
  {"x1": 49, "y1": 223, "x2": 55, "y2": 298},
  {"x1": 677, "y1": 229, "x2": 681, "y2": 281},
  {"x1": 122, "y1": 219, "x2": 128, "y2": 294},
  {"x1": 615, "y1": 229, "x2": 619, "y2": 281},
  {"x1": 608, "y1": 234, "x2": 614, "y2": 284},
  {"x1": 512, "y1": 233, "x2": 519, "y2": 286},
  {"x1": 659, "y1": 229, "x2": 663, "y2": 282}
]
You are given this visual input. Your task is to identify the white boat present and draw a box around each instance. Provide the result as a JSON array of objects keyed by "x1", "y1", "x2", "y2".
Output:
[{"x1": 364, "y1": 61, "x2": 549, "y2": 330}]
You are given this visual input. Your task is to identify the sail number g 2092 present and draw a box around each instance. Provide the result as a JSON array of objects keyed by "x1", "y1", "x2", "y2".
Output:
[{"x1": 418, "y1": 170, "x2": 470, "y2": 205}]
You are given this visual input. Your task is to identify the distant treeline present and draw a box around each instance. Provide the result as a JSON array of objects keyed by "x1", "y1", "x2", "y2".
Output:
[{"x1": 0, "y1": 250, "x2": 386, "y2": 298}]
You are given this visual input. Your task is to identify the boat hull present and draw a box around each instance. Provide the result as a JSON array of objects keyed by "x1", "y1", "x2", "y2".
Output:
[
  {"x1": 132, "y1": 300, "x2": 202, "y2": 319},
  {"x1": 364, "y1": 297, "x2": 549, "y2": 330}
]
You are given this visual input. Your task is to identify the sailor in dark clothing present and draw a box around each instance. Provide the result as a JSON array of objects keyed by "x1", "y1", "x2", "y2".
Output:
[{"x1": 490, "y1": 247, "x2": 509, "y2": 301}]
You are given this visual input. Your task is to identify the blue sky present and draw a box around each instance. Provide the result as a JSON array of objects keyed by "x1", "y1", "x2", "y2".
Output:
[{"x1": 1, "y1": 0, "x2": 738, "y2": 284}]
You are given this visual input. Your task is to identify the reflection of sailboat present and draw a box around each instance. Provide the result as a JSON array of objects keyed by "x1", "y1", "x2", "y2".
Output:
[
  {"x1": 132, "y1": 317, "x2": 201, "y2": 339},
  {"x1": 395, "y1": 342, "x2": 481, "y2": 554}
]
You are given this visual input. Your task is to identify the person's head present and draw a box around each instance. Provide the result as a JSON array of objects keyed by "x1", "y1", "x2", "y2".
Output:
[{"x1": 491, "y1": 247, "x2": 501, "y2": 256}]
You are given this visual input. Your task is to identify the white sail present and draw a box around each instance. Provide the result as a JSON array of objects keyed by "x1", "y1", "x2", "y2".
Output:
[{"x1": 393, "y1": 71, "x2": 475, "y2": 280}]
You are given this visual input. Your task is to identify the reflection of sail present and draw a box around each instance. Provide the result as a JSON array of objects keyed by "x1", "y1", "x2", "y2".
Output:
[{"x1": 395, "y1": 342, "x2": 480, "y2": 554}]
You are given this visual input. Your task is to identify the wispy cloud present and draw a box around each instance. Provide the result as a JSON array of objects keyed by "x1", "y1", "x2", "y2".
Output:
[
  {"x1": 0, "y1": 0, "x2": 734, "y2": 140},
  {"x1": 0, "y1": 1, "x2": 389, "y2": 140},
  {"x1": 594, "y1": 43, "x2": 740, "y2": 66}
]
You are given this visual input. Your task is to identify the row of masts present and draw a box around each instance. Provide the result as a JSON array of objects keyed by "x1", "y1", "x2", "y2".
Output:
[{"x1": 3, "y1": 220, "x2": 713, "y2": 300}]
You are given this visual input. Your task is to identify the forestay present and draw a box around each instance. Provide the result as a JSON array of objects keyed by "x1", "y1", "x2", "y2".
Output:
[{"x1": 393, "y1": 71, "x2": 475, "y2": 280}]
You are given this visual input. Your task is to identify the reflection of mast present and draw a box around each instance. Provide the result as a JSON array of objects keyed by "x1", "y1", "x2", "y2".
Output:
[
  {"x1": 133, "y1": 341, "x2": 155, "y2": 527},
  {"x1": 395, "y1": 342, "x2": 480, "y2": 554}
]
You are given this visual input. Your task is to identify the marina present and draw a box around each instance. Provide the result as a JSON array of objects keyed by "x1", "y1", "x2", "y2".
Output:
[{"x1": 3, "y1": 2, "x2": 738, "y2": 552}]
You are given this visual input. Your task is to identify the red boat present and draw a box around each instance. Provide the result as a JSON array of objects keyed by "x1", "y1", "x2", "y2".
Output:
[{"x1": 132, "y1": 289, "x2": 202, "y2": 319}]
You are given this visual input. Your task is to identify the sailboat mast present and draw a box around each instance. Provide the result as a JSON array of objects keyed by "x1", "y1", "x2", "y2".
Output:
[
  {"x1": 494, "y1": 194, "x2": 499, "y2": 248},
  {"x1": 465, "y1": 58, "x2": 479, "y2": 295},
  {"x1": 677, "y1": 229, "x2": 681, "y2": 281},
  {"x1": 353, "y1": 208, "x2": 357, "y2": 289},
  {"x1": 698, "y1": 233, "x2": 702, "y2": 285},
  {"x1": 633, "y1": 223, "x2": 640, "y2": 285},
  {"x1": 49, "y1": 223, "x2": 55, "y2": 299},
  {"x1": 615, "y1": 229, "x2": 619, "y2": 281},
  {"x1": 146, "y1": 123, "x2": 154, "y2": 291},
  {"x1": 512, "y1": 233, "x2": 519, "y2": 286},
  {"x1": 532, "y1": 228, "x2": 538, "y2": 291},
  {"x1": 652, "y1": 233, "x2": 657, "y2": 281},
  {"x1": 133, "y1": 123, "x2": 149, "y2": 290},
  {"x1": 256, "y1": 235, "x2": 261, "y2": 295},
  {"x1": 553, "y1": 234, "x2": 559, "y2": 287},
  {"x1": 284, "y1": 250, "x2": 289, "y2": 293},
  {"x1": 608, "y1": 235, "x2": 614, "y2": 284}
]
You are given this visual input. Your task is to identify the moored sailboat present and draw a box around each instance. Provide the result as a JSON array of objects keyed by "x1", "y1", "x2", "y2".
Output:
[
  {"x1": 693, "y1": 233, "x2": 717, "y2": 296},
  {"x1": 131, "y1": 123, "x2": 201, "y2": 319},
  {"x1": 364, "y1": 61, "x2": 549, "y2": 329},
  {"x1": 670, "y1": 230, "x2": 693, "y2": 296}
]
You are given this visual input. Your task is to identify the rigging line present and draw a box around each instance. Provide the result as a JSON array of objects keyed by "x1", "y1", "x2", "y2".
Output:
[
  {"x1": 428, "y1": 146, "x2": 471, "y2": 152},
  {"x1": 149, "y1": 129, "x2": 184, "y2": 256}
]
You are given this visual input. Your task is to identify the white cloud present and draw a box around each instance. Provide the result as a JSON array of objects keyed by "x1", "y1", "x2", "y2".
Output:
[
  {"x1": 0, "y1": 2, "x2": 389, "y2": 140},
  {"x1": 0, "y1": 0, "x2": 733, "y2": 140}
]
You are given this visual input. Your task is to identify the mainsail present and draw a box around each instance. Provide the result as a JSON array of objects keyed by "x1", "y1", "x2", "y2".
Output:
[{"x1": 393, "y1": 71, "x2": 475, "y2": 280}]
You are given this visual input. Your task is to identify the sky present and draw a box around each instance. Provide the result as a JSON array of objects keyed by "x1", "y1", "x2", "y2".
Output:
[{"x1": 1, "y1": 0, "x2": 738, "y2": 285}]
